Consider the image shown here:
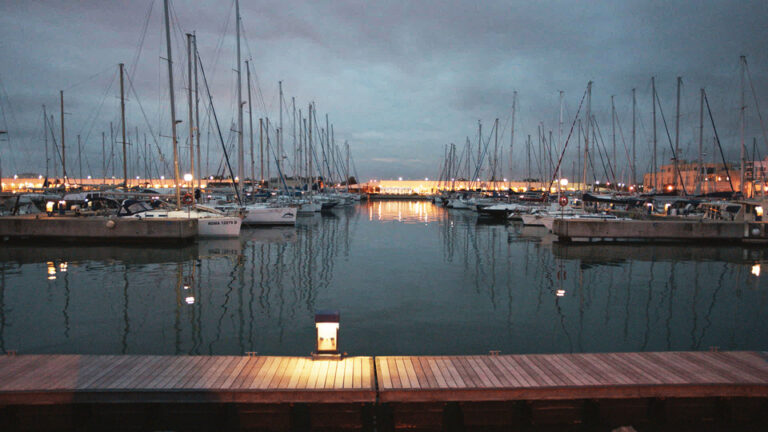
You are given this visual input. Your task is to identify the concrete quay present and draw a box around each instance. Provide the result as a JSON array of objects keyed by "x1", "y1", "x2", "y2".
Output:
[
  {"x1": 0, "y1": 215, "x2": 197, "y2": 244},
  {"x1": 553, "y1": 219, "x2": 768, "y2": 243}
]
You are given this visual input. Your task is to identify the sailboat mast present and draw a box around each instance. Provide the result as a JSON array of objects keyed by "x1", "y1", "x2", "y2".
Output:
[
  {"x1": 611, "y1": 94, "x2": 616, "y2": 188},
  {"x1": 632, "y1": 88, "x2": 636, "y2": 188},
  {"x1": 698, "y1": 88, "x2": 704, "y2": 194},
  {"x1": 235, "y1": 0, "x2": 244, "y2": 192},
  {"x1": 652, "y1": 76, "x2": 657, "y2": 191},
  {"x1": 510, "y1": 91, "x2": 516, "y2": 182},
  {"x1": 740, "y1": 55, "x2": 746, "y2": 196},
  {"x1": 163, "y1": 0, "x2": 181, "y2": 207},
  {"x1": 675, "y1": 76, "x2": 681, "y2": 193},
  {"x1": 119, "y1": 63, "x2": 127, "y2": 186},
  {"x1": 247, "y1": 61, "x2": 255, "y2": 188},
  {"x1": 193, "y1": 33, "x2": 201, "y2": 189},
  {"x1": 279, "y1": 81, "x2": 283, "y2": 177},
  {"x1": 583, "y1": 81, "x2": 591, "y2": 191},
  {"x1": 43, "y1": 105, "x2": 49, "y2": 178},
  {"x1": 186, "y1": 33, "x2": 195, "y2": 190},
  {"x1": 60, "y1": 90, "x2": 66, "y2": 180},
  {"x1": 259, "y1": 118, "x2": 263, "y2": 183}
]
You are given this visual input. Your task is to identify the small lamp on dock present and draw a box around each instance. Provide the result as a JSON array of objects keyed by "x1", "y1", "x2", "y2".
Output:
[{"x1": 313, "y1": 310, "x2": 340, "y2": 359}]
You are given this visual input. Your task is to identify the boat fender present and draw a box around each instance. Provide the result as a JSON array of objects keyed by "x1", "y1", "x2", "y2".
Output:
[
  {"x1": 182, "y1": 193, "x2": 194, "y2": 205},
  {"x1": 106, "y1": 220, "x2": 116, "y2": 229}
]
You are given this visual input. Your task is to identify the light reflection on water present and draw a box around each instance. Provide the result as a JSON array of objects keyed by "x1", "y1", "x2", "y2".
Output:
[{"x1": 0, "y1": 201, "x2": 766, "y2": 356}]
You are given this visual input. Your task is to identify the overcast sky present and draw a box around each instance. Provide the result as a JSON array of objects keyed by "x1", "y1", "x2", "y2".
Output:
[{"x1": 0, "y1": 0, "x2": 766, "y2": 182}]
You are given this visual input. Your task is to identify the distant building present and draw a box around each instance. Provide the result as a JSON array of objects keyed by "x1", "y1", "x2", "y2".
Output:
[{"x1": 643, "y1": 158, "x2": 768, "y2": 196}]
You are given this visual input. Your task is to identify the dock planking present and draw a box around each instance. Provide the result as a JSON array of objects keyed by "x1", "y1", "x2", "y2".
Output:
[
  {"x1": 0, "y1": 355, "x2": 375, "y2": 405},
  {"x1": 376, "y1": 351, "x2": 768, "y2": 402},
  {"x1": 0, "y1": 352, "x2": 767, "y2": 407}
]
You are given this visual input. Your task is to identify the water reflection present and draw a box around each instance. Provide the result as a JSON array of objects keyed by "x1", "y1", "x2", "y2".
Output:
[{"x1": 0, "y1": 201, "x2": 766, "y2": 356}]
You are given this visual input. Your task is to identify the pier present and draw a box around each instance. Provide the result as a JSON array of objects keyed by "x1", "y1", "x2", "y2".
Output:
[
  {"x1": 0, "y1": 215, "x2": 197, "y2": 244},
  {"x1": 0, "y1": 351, "x2": 766, "y2": 430},
  {"x1": 553, "y1": 219, "x2": 768, "y2": 243}
]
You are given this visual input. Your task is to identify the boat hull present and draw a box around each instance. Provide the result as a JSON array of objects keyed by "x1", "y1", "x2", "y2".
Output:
[
  {"x1": 197, "y1": 217, "x2": 242, "y2": 237},
  {"x1": 242, "y1": 207, "x2": 297, "y2": 225}
]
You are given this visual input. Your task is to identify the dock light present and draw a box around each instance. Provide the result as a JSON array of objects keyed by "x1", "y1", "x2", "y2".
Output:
[
  {"x1": 185, "y1": 296, "x2": 195, "y2": 305},
  {"x1": 13, "y1": 175, "x2": 17, "y2": 179},
  {"x1": 183, "y1": 173, "x2": 193, "y2": 182},
  {"x1": 160, "y1": 176, "x2": 165, "y2": 180},
  {"x1": 46, "y1": 201, "x2": 55, "y2": 214},
  {"x1": 314, "y1": 310, "x2": 340, "y2": 358},
  {"x1": 666, "y1": 185, "x2": 674, "y2": 192},
  {"x1": 398, "y1": 177, "x2": 403, "y2": 181},
  {"x1": 136, "y1": 176, "x2": 140, "y2": 180},
  {"x1": 756, "y1": 206, "x2": 764, "y2": 217},
  {"x1": 38, "y1": 175, "x2": 43, "y2": 179},
  {"x1": 752, "y1": 264, "x2": 761, "y2": 277},
  {"x1": 59, "y1": 262, "x2": 67, "y2": 272},
  {"x1": 560, "y1": 178, "x2": 569, "y2": 187}
]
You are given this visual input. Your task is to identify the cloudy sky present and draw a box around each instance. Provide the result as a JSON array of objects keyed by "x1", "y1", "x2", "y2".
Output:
[{"x1": 0, "y1": 0, "x2": 766, "y2": 182}]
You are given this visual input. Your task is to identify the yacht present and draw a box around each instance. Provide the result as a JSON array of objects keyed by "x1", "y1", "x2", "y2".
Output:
[{"x1": 118, "y1": 200, "x2": 242, "y2": 237}]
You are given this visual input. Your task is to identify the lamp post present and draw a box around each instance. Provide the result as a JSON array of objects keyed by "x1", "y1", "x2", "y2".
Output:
[{"x1": 314, "y1": 310, "x2": 340, "y2": 359}]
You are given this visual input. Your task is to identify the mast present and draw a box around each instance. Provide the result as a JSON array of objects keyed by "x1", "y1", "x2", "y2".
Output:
[
  {"x1": 246, "y1": 61, "x2": 255, "y2": 188},
  {"x1": 493, "y1": 118, "x2": 498, "y2": 181},
  {"x1": 675, "y1": 76, "x2": 681, "y2": 193},
  {"x1": 510, "y1": 91, "x2": 516, "y2": 181},
  {"x1": 611, "y1": 94, "x2": 616, "y2": 188},
  {"x1": 740, "y1": 55, "x2": 746, "y2": 196},
  {"x1": 278, "y1": 81, "x2": 283, "y2": 177},
  {"x1": 558, "y1": 90, "x2": 564, "y2": 190},
  {"x1": 526, "y1": 134, "x2": 531, "y2": 189},
  {"x1": 259, "y1": 118, "x2": 264, "y2": 183},
  {"x1": 235, "y1": 0, "x2": 244, "y2": 192},
  {"x1": 163, "y1": 0, "x2": 181, "y2": 207},
  {"x1": 43, "y1": 105, "x2": 49, "y2": 178},
  {"x1": 60, "y1": 90, "x2": 66, "y2": 180},
  {"x1": 583, "y1": 81, "x2": 591, "y2": 191},
  {"x1": 308, "y1": 104, "x2": 313, "y2": 187},
  {"x1": 698, "y1": 88, "x2": 704, "y2": 194},
  {"x1": 632, "y1": 88, "x2": 636, "y2": 188},
  {"x1": 119, "y1": 63, "x2": 127, "y2": 186},
  {"x1": 652, "y1": 76, "x2": 657, "y2": 191},
  {"x1": 193, "y1": 33, "x2": 201, "y2": 189},
  {"x1": 292, "y1": 97, "x2": 296, "y2": 179},
  {"x1": 186, "y1": 33, "x2": 195, "y2": 192},
  {"x1": 77, "y1": 135, "x2": 82, "y2": 183},
  {"x1": 101, "y1": 132, "x2": 105, "y2": 184}
]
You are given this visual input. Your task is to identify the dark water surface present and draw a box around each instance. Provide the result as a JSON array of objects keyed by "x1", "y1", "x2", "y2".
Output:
[{"x1": 0, "y1": 200, "x2": 766, "y2": 356}]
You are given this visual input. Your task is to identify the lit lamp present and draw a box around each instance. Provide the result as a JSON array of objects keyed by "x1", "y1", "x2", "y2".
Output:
[
  {"x1": 183, "y1": 173, "x2": 193, "y2": 183},
  {"x1": 314, "y1": 310, "x2": 340, "y2": 359}
]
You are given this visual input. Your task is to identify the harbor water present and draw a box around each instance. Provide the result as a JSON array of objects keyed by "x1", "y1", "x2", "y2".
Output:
[{"x1": 0, "y1": 200, "x2": 766, "y2": 356}]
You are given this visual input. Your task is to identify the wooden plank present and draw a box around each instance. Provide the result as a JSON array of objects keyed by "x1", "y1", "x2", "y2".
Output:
[
  {"x1": 468, "y1": 356, "x2": 501, "y2": 388},
  {"x1": 289, "y1": 357, "x2": 312, "y2": 389},
  {"x1": 354, "y1": 356, "x2": 364, "y2": 389},
  {"x1": 2, "y1": 355, "x2": 62, "y2": 390},
  {"x1": 362, "y1": 356, "x2": 372, "y2": 389},
  {"x1": 684, "y1": 352, "x2": 764, "y2": 383},
  {"x1": 333, "y1": 357, "x2": 346, "y2": 389},
  {"x1": 322, "y1": 358, "x2": 337, "y2": 389},
  {"x1": 573, "y1": 353, "x2": 632, "y2": 386},
  {"x1": 78, "y1": 355, "x2": 134, "y2": 389},
  {"x1": 294, "y1": 357, "x2": 315, "y2": 390},
  {"x1": 547, "y1": 354, "x2": 598, "y2": 386},
  {"x1": 264, "y1": 357, "x2": 290, "y2": 390},
  {"x1": 215, "y1": 356, "x2": 249, "y2": 389},
  {"x1": 386, "y1": 357, "x2": 401, "y2": 389},
  {"x1": 275, "y1": 357, "x2": 299, "y2": 389},
  {"x1": 377, "y1": 357, "x2": 392, "y2": 389},
  {"x1": 303, "y1": 357, "x2": 322, "y2": 390},
  {"x1": 527, "y1": 354, "x2": 574, "y2": 387},
  {"x1": 0, "y1": 356, "x2": 41, "y2": 387},
  {"x1": 247, "y1": 356, "x2": 276, "y2": 389},
  {"x1": 514, "y1": 355, "x2": 558, "y2": 387},
  {"x1": 454, "y1": 356, "x2": 481, "y2": 388},
  {"x1": 425, "y1": 357, "x2": 448, "y2": 388},
  {"x1": 93, "y1": 356, "x2": 151, "y2": 389},
  {"x1": 233, "y1": 357, "x2": 265, "y2": 389},
  {"x1": 146, "y1": 356, "x2": 188, "y2": 389},
  {"x1": 415, "y1": 357, "x2": 437, "y2": 388},
  {"x1": 176, "y1": 356, "x2": 218, "y2": 389},
  {"x1": 493, "y1": 355, "x2": 532, "y2": 387},
  {"x1": 604, "y1": 353, "x2": 665, "y2": 385},
  {"x1": 157, "y1": 356, "x2": 200, "y2": 389},
  {"x1": 410, "y1": 356, "x2": 429, "y2": 389}
]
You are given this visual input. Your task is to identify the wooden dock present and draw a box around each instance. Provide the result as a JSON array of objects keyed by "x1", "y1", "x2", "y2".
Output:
[
  {"x1": 0, "y1": 352, "x2": 766, "y2": 430},
  {"x1": 0, "y1": 355, "x2": 375, "y2": 405},
  {"x1": 375, "y1": 352, "x2": 768, "y2": 402}
]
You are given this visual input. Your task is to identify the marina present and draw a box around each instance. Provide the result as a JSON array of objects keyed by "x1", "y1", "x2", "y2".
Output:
[{"x1": 1, "y1": 0, "x2": 767, "y2": 429}]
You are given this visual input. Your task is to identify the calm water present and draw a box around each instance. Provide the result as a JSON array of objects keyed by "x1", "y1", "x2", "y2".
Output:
[{"x1": 0, "y1": 200, "x2": 766, "y2": 356}]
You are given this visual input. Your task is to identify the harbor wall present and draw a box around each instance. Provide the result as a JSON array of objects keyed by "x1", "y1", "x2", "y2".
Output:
[
  {"x1": 0, "y1": 215, "x2": 197, "y2": 243},
  {"x1": 552, "y1": 219, "x2": 768, "y2": 242}
]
